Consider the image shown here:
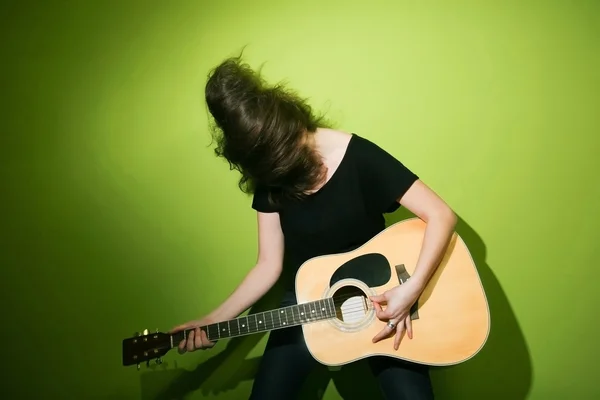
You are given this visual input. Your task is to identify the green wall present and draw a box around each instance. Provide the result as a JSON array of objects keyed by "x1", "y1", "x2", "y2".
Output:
[{"x1": 2, "y1": 1, "x2": 599, "y2": 398}]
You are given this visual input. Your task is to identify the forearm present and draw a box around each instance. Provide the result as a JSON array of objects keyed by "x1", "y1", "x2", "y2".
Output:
[
  {"x1": 208, "y1": 262, "x2": 282, "y2": 321},
  {"x1": 409, "y1": 210, "x2": 457, "y2": 292}
]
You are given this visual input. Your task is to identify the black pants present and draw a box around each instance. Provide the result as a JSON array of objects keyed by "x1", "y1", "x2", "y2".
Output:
[{"x1": 249, "y1": 325, "x2": 434, "y2": 399}]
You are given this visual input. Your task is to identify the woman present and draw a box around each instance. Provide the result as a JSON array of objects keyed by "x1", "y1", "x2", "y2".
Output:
[{"x1": 172, "y1": 55, "x2": 457, "y2": 399}]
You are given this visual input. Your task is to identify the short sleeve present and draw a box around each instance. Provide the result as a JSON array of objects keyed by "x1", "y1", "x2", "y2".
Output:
[
  {"x1": 251, "y1": 185, "x2": 279, "y2": 213},
  {"x1": 354, "y1": 136, "x2": 419, "y2": 214}
]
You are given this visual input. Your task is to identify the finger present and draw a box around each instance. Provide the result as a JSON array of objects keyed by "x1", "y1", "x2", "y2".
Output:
[
  {"x1": 370, "y1": 294, "x2": 387, "y2": 303},
  {"x1": 406, "y1": 316, "x2": 413, "y2": 339},
  {"x1": 194, "y1": 328, "x2": 203, "y2": 350},
  {"x1": 372, "y1": 301, "x2": 393, "y2": 320},
  {"x1": 372, "y1": 302, "x2": 383, "y2": 315},
  {"x1": 200, "y1": 329, "x2": 212, "y2": 348},
  {"x1": 372, "y1": 302, "x2": 385, "y2": 319},
  {"x1": 178, "y1": 339, "x2": 187, "y2": 354},
  {"x1": 375, "y1": 307, "x2": 393, "y2": 320},
  {"x1": 186, "y1": 330, "x2": 196, "y2": 352},
  {"x1": 372, "y1": 321, "x2": 395, "y2": 343},
  {"x1": 394, "y1": 321, "x2": 406, "y2": 350},
  {"x1": 372, "y1": 327, "x2": 389, "y2": 343}
]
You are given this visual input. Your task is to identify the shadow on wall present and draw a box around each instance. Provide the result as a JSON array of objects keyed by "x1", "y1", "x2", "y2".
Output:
[
  {"x1": 139, "y1": 211, "x2": 532, "y2": 400},
  {"x1": 386, "y1": 209, "x2": 533, "y2": 399}
]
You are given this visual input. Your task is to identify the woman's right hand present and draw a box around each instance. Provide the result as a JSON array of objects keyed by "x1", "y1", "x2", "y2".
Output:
[{"x1": 169, "y1": 318, "x2": 216, "y2": 354}]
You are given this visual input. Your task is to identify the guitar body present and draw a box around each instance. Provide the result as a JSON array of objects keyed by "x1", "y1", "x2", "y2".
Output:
[
  {"x1": 295, "y1": 218, "x2": 490, "y2": 367},
  {"x1": 121, "y1": 218, "x2": 490, "y2": 370}
]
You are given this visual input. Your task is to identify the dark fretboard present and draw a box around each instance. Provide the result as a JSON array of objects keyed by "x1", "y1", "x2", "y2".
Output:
[{"x1": 171, "y1": 298, "x2": 336, "y2": 346}]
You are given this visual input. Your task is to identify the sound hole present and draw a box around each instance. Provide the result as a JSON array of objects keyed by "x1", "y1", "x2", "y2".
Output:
[{"x1": 331, "y1": 285, "x2": 369, "y2": 324}]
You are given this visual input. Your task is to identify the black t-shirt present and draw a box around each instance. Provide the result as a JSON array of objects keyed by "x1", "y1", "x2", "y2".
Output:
[{"x1": 251, "y1": 133, "x2": 418, "y2": 303}]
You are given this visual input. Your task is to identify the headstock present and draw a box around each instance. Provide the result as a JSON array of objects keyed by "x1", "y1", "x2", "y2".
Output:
[{"x1": 122, "y1": 328, "x2": 171, "y2": 370}]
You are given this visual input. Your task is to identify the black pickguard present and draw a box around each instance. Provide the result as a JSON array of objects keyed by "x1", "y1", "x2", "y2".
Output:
[
  {"x1": 329, "y1": 253, "x2": 419, "y2": 320},
  {"x1": 329, "y1": 253, "x2": 391, "y2": 287}
]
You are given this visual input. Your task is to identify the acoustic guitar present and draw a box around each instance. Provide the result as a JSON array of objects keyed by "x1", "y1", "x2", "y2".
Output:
[{"x1": 122, "y1": 218, "x2": 490, "y2": 370}]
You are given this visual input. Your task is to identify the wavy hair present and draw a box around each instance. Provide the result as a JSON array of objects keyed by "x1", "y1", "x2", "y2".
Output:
[{"x1": 205, "y1": 53, "x2": 331, "y2": 204}]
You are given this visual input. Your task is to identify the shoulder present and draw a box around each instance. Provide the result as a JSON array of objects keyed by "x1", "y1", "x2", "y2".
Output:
[
  {"x1": 251, "y1": 184, "x2": 280, "y2": 213},
  {"x1": 352, "y1": 135, "x2": 419, "y2": 186},
  {"x1": 350, "y1": 133, "x2": 419, "y2": 210},
  {"x1": 349, "y1": 134, "x2": 405, "y2": 165}
]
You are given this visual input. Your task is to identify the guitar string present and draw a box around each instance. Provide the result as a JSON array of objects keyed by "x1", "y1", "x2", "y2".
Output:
[
  {"x1": 181, "y1": 292, "x2": 389, "y2": 334},
  {"x1": 133, "y1": 292, "x2": 405, "y2": 354},
  {"x1": 171, "y1": 305, "x2": 368, "y2": 337},
  {"x1": 164, "y1": 317, "x2": 403, "y2": 352},
  {"x1": 168, "y1": 294, "x2": 403, "y2": 344},
  {"x1": 175, "y1": 291, "x2": 399, "y2": 335},
  {"x1": 138, "y1": 304, "x2": 406, "y2": 355}
]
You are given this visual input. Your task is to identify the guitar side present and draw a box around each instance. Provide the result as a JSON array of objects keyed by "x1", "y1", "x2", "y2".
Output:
[{"x1": 295, "y1": 218, "x2": 490, "y2": 367}]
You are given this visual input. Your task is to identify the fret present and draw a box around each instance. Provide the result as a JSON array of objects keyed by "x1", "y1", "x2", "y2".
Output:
[
  {"x1": 239, "y1": 316, "x2": 249, "y2": 335},
  {"x1": 255, "y1": 313, "x2": 261, "y2": 332},
  {"x1": 207, "y1": 323, "x2": 219, "y2": 341},
  {"x1": 246, "y1": 316, "x2": 252, "y2": 333},
  {"x1": 308, "y1": 301, "x2": 316, "y2": 320},
  {"x1": 264, "y1": 310, "x2": 274, "y2": 330},
  {"x1": 279, "y1": 308, "x2": 286, "y2": 326},
  {"x1": 267, "y1": 310, "x2": 274, "y2": 329},
  {"x1": 250, "y1": 314, "x2": 258, "y2": 333},
  {"x1": 303, "y1": 303, "x2": 310, "y2": 322},
  {"x1": 256, "y1": 312, "x2": 265, "y2": 332},
  {"x1": 227, "y1": 320, "x2": 232, "y2": 337},
  {"x1": 291, "y1": 305, "x2": 299, "y2": 325},
  {"x1": 327, "y1": 298, "x2": 335, "y2": 318},
  {"x1": 218, "y1": 322, "x2": 228, "y2": 338},
  {"x1": 315, "y1": 300, "x2": 323, "y2": 319},
  {"x1": 298, "y1": 303, "x2": 305, "y2": 322},
  {"x1": 284, "y1": 306, "x2": 292, "y2": 326},
  {"x1": 228, "y1": 319, "x2": 239, "y2": 337},
  {"x1": 317, "y1": 299, "x2": 327, "y2": 320}
]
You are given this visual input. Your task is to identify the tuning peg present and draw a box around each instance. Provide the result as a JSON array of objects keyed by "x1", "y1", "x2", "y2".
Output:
[
  {"x1": 156, "y1": 357, "x2": 163, "y2": 365},
  {"x1": 137, "y1": 363, "x2": 140, "y2": 371},
  {"x1": 142, "y1": 329, "x2": 149, "y2": 335},
  {"x1": 134, "y1": 331, "x2": 141, "y2": 337}
]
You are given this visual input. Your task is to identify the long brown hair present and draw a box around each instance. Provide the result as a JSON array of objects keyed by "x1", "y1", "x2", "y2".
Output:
[{"x1": 205, "y1": 53, "x2": 332, "y2": 204}]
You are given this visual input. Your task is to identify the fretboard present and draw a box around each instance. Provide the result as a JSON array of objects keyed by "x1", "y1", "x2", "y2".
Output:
[{"x1": 171, "y1": 298, "x2": 336, "y2": 346}]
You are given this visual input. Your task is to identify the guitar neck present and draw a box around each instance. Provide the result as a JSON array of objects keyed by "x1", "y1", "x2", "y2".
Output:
[{"x1": 170, "y1": 297, "x2": 336, "y2": 345}]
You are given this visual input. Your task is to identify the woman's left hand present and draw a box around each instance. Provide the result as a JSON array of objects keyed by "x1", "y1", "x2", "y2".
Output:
[{"x1": 370, "y1": 281, "x2": 422, "y2": 350}]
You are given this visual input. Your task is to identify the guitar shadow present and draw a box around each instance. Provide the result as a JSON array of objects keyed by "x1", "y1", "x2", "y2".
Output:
[
  {"x1": 138, "y1": 346, "x2": 263, "y2": 399},
  {"x1": 137, "y1": 286, "x2": 281, "y2": 400},
  {"x1": 139, "y1": 210, "x2": 532, "y2": 399},
  {"x1": 385, "y1": 209, "x2": 533, "y2": 399}
]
